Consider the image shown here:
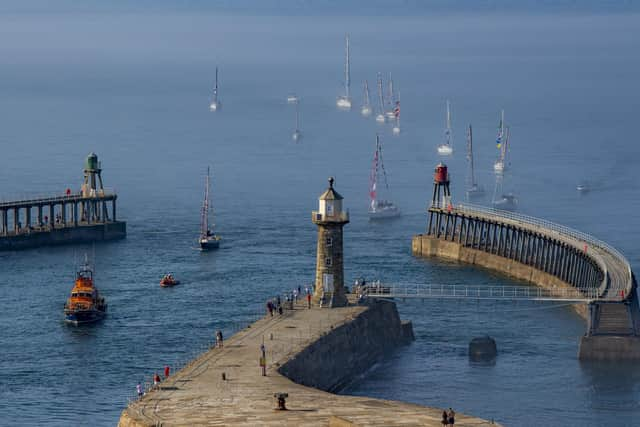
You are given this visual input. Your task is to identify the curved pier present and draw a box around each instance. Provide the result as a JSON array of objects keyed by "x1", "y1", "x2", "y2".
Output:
[{"x1": 413, "y1": 202, "x2": 640, "y2": 360}]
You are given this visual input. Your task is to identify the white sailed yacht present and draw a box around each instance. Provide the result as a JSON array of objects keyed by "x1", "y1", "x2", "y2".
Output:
[
  {"x1": 369, "y1": 135, "x2": 400, "y2": 220},
  {"x1": 209, "y1": 67, "x2": 221, "y2": 112},
  {"x1": 292, "y1": 99, "x2": 302, "y2": 142},
  {"x1": 465, "y1": 124, "x2": 485, "y2": 200},
  {"x1": 199, "y1": 167, "x2": 221, "y2": 250},
  {"x1": 493, "y1": 110, "x2": 510, "y2": 174},
  {"x1": 437, "y1": 100, "x2": 453, "y2": 155},
  {"x1": 336, "y1": 34, "x2": 352, "y2": 110},
  {"x1": 385, "y1": 74, "x2": 397, "y2": 120},
  {"x1": 361, "y1": 80, "x2": 372, "y2": 117},
  {"x1": 392, "y1": 95, "x2": 401, "y2": 135},
  {"x1": 375, "y1": 73, "x2": 386, "y2": 123}
]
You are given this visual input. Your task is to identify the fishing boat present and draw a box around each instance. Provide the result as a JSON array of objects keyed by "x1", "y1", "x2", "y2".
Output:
[
  {"x1": 292, "y1": 100, "x2": 302, "y2": 142},
  {"x1": 437, "y1": 100, "x2": 453, "y2": 155},
  {"x1": 160, "y1": 274, "x2": 180, "y2": 287},
  {"x1": 209, "y1": 67, "x2": 221, "y2": 112},
  {"x1": 465, "y1": 124, "x2": 485, "y2": 200},
  {"x1": 494, "y1": 110, "x2": 509, "y2": 174},
  {"x1": 199, "y1": 166, "x2": 221, "y2": 250},
  {"x1": 336, "y1": 34, "x2": 352, "y2": 110},
  {"x1": 361, "y1": 80, "x2": 372, "y2": 117},
  {"x1": 63, "y1": 256, "x2": 107, "y2": 325},
  {"x1": 375, "y1": 73, "x2": 385, "y2": 123},
  {"x1": 369, "y1": 135, "x2": 401, "y2": 220}
]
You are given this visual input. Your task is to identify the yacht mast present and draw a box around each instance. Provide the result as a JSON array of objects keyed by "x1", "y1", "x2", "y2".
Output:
[
  {"x1": 344, "y1": 35, "x2": 351, "y2": 99},
  {"x1": 201, "y1": 167, "x2": 210, "y2": 236},
  {"x1": 467, "y1": 125, "x2": 476, "y2": 187}
]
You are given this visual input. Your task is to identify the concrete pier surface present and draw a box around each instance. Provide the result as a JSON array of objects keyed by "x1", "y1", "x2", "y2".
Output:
[{"x1": 119, "y1": 299, "x2": 496, "y2": 427}]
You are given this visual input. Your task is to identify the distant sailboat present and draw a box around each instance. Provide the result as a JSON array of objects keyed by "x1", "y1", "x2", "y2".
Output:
[
  {"x1": 465, "y1": 124, "x2": 485, "y2": 200},
  {"x1": 292, "y1": 100, "x2": 302, "y2": 142},
  {"x1": 361, "y1": 80, "x2": 372, "y2": 117},
  {"x1": 392, "y1": 97, "x2": 401, "y2": 135},
  {"x1": 385, "y1": 73, "x2": 397, "y2": 120},
  {"x1": 492, "y1": 166, "x2": 517, "y2": 211},
  {"x1": 209, "y1": 67, "x2": 221, "y2": 112},
  {"x1": 369, "y1": 135, "x2": 400, "y2": 220},
  {"x1": 437, "y1": 100, "x2": 453, "y2": 155},
  {"x1": 336, "y1": 34, "x2": 352, "y2": 110},
  {"x1": 375, "y1": 73, "x2": 386, "y2": 123},
  {"x1": 494, "y1": 110, "x2": 509, "y2": 174},
  {"x1": 199, "y1": 167, "x2": 221, "y2": 250},
  {"x1": 287, "y1": 94, "x2": 299, "y2": 104}
]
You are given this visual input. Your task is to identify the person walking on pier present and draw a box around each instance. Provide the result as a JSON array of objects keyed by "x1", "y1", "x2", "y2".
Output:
[
  {"x1": 266, "y1": 301, "x2": 274, "y2": 316},
  {"x1": 447, "y1": 408, "x2": 455, "y2": 426},
  {"x1": 153, "y1": 373, "x2": 161, "y2": 388},
  {"x1": 216, "y1": 330, "x2": 224, "y2": 348},
  {"x1": 164, "y1": 365, "x2": 170, "y2": 379},
  {"x1": 441, "y1": 411, "x2": 448, "y2": 426},
  {"x1": 307, "y1": 292, "x2": 311, "y2": 309},
  {"x1": 136, "y1": 383, "x2": 143, "y2": 397}
]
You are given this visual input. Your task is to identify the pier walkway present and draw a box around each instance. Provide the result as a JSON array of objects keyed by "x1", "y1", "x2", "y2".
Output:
[
  {"x1": 413, "y1": 200, "x2": 640, "y2": 359},
  {"x1": 119, "y1": 300, "x2": 496, "y2": 427}
]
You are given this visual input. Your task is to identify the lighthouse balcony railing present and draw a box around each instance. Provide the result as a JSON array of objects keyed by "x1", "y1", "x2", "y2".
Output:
[{"x1": 312, "y1": 211, "x2": 349, "y2": 222}]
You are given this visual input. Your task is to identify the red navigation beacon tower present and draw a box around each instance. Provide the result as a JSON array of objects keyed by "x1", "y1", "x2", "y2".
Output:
[{"x1": 431, "y1": 163, "x2": 451, "y2": 209}]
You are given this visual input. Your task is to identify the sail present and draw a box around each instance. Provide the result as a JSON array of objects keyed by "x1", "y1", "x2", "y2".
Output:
[
  {"x1": 213, "y1": 68, "x2": 219, "y2": 99},
  {"x1": 466, "y1": 125, "x2": 476, "y2": 187},
  {"x1": 444, "y1": 100, "x2": 452, "y2": 146},
  {"x1": 363, "y1": 80, "x2": 370, "y2": 106},
  {"x1": 369, "y1": 138, "x2": 379, "y2": 207},
  {"x1": 376, "y1": 73, "x2": 384, "y2": 114},
  {"x1": 344, "y1": 35, "x2": 350, "y2": 98},
  {"x1": 496, "y1": 110, "x2": 504, "y2": 149},
  {"x1": 200, "y1": 167, "x2": 210, "y2": 237}
]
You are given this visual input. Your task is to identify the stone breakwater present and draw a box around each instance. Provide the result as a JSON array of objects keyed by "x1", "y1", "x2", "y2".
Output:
[{"x1": 118, "y1": 298, "x2": 496, "y2": 426}]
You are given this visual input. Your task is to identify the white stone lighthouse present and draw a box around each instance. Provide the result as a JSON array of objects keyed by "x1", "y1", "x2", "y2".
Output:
[{"x1": 312, "y1": 177, "x2": 349, "y2": 307}]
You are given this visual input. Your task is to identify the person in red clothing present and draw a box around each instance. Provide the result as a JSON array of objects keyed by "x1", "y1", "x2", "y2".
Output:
[
  {"x1": 164, "y1": 365, "x2": 170, "y2": 378},
  {"x1": 153, "y1": 373, "x2": 161, "y2": 388},
  {"x1": 306, "y1": 292, "x2": 311, "y2": 309}
]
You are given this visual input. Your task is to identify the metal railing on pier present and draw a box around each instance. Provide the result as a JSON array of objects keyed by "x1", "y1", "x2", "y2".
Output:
[
  {"x1": 361, "y1": 282, "x2": 598, "y2": 302},
  {"x1": 431, "y1": 202, "x2": 633, "y2": 301}
]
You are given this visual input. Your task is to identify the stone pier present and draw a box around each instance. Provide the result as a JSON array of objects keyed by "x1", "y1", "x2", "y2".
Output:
[{"x1": 118, "y1": 298, "x2": 496, "y2": 426}]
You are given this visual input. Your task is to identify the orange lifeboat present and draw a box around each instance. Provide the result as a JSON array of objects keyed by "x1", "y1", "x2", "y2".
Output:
[{"x1": 64, "y1": 258, "x2": 107, "y2": 325}]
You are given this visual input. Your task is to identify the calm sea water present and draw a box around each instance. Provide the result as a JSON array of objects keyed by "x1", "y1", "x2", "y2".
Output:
[{"x1": 0, "y1": 10, "x2": 639, "y2": 427}]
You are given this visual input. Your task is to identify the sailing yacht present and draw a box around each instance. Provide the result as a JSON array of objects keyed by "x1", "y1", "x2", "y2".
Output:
[
  {"x1": 199, "y1": 167, "x2": 221, "y2": 250},
  {"x1": 336, "y1": 35, "x2": 352, "y2": 110},
  {"x1": 369, "y1": 135, "x2": 400, "y2": 220},
  {"x1": 492, "y1": 171, "x2": 517, "y2": 211},
  {"x1": 437, "y1": 100, "x2": 453, "y2": 155},
  {"x1": 392, "y1": 98, "x2": 401, "y2": 135},
  {"x1": 287, "y1": 94, "x2": 299, "y2": 104},
  {"x1": 209, "y1": 67, "x2": 221, "y2": 112},
  {"x1": 465, "y1": 124, "x2": 485, "y2": 200},
  {"x1": 494, "y1": 110, "x2": 509, "y2": 174},
  {"x1": 292, "y1": 100, "x2": 302, "y2": 142},
  {"x1": 385, "y1": 74, "x2": 396, "y2": 120},
  {"x1": 361, "y1": 80, "x2": 372, "y2": 117},
  {"x1": 375, "y1": 73, "x2": 385, "y2": 123}
]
